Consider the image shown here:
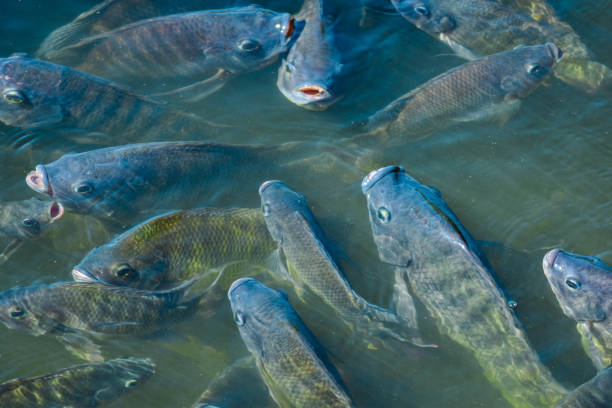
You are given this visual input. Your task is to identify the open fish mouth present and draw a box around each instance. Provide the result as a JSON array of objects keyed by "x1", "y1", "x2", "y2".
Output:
[
  {"x1": 362, "y1": 165, "x2": 404, "y2": 193},
  {"x1": 546, "y1": 42, "x2": 563, "y2": 63},
  {"x1": 297, "y1": 85, "x2": 332, "y2": 101},
  {"x1": 48, "y1": 202, "x2": 64, "y2": 221},
  {"x1": 285, "y1": 17, "x2": 296, "y2": 39},
  {"x1": 72, "y1": 267, "x2": 97, "y2": 282},
  {"x1": 26, "y1": 165, "x2": 52, "y2": 196},
  {"x1": 543, "y1": 248, "x2": 561, "y2": 270}
]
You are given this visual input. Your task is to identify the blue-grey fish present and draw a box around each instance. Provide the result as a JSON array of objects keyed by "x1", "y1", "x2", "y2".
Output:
[
  {"x1": 391, "y1": 0, "x2": 611, "y2": 92},
  {"x1": 0, "y1": 54, "x2": 219, "y2": 142},
  {"x1": 0, "y1": 199, "x2": 63, "y2": 264},
  {"x1": 228, "y1": 277, "x2": 354, "y2": 408},
  {"x1": 556, "y1": 366, "x2": 612, "y2": 408},
  {"x1": 362, "y1": 165, "x2": 567, "y2": 407},
  {"x1": 0, "y1": 357, "x2": 155, "y2": 408},
  {"x1": 543, "y1": 249, "x2": 612, "y2": 371},
  {"x1": 39, "y1": 7, "x2": 296, "y2": 101},
  {"x1": 277, "y1": 0, "x2": 343, "y2": 110},
  {"x1": 362, "y1": 43, "x2": 561, "y2": 141},
  {"x1": 258, "y1": 180, "x2": 429, "y2": 347}
]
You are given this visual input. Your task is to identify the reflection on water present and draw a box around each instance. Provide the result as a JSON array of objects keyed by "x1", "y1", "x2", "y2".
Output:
[{"x1": 0, "y1": 0, "x2": 610, "y2": 407}]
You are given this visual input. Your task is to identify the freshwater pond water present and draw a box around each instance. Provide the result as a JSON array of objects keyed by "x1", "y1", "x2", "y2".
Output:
[{"x1": 0, "y1": 0, "x2": 610, "y2": 406}]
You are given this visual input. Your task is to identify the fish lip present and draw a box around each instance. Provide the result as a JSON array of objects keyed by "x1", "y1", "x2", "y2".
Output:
[
  {"x1": 361, "y1": 165, "x2": 404, "y2": 194},
  {"x1": 543, "y1": 248, "x2": 561, "y2": 271},
  {"x1": 48, "y1": 202, "x2": 64, "y2": 221},
  {"x1": 296, "y1": 84, "x2": 333, "y2": 102},
  {"x1": 26, "y1": 165, "x2": 52, "y2": 196},
  {"x1": 258, "y1": 180, "x2": 284, "y2": 196},
  {"x1": 228, "y1": 277, "x2": 255, "y2": 296},
  {"x1": 71, "y1": 267, "x2": 97, "y2": 283},
  {"x1": 546, "y1": 42, "x2": 563, "y2": 63},
  {"x1": 285, "y1": 16, "x2": 296, "y2": 39}
]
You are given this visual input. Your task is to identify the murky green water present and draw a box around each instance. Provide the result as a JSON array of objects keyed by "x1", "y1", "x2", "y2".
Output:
[{"x1": 0, "y1": 0, "x2": 610, "y2": 407}]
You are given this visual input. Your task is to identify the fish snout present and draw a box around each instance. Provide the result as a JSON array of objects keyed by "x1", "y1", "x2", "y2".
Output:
[
  {"x1": 361, "y1": 165, "x2": 404, "y2": 194},
  {"x1": 543, "y1": 248, "x2": 561, "y2": 271},
  {"x1": 258, "y1": 180, "x2": 285, "y2": 196},
  {"x1": 71, "y1": 267, "x2": 97, "y2": 283},
  {"x1": 48, "y1": 202, "x2": 64, "y2": 221},
  {"x1": 26, "y1": 165, "x2": 52, "y2": 196},
  {"x1": 546, "y1": 42, "x2": 563, "y2": 63},
  {"x1": 228, "y1": 277, "x2": 256, "y2": 297}
]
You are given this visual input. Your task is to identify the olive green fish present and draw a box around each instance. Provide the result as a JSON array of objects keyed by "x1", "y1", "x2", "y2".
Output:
[
  {"x1": 556, "y1": 366, "x2": 612, "y2": 408},
  {"x1": 259, "y1": 180, "x2": 430, "y2": 347},
  {"x1": 0, "y1": 199, "x2": 63, "y2": 264},
  {"x1": 229, "y1": 278, "x2": 354, "y2": 408},
  {"x1": 73, "y1": 208, "x2": 278, "y2": 290},
  {"x1": 391, "y1": 0, "x2": 611, "y2": 92},
  {"x1": 362, "y1": 165, "x2": 567, "y2": 407},
  {"x1": 543, "y1": 249, "x2": 612, "y2": 371},
  {"x1": 0, "y1": 357, "x2": 155, "y2": 407},
  {"x1": 362, "y1": 43, "x2": 561, "y2": 141}
]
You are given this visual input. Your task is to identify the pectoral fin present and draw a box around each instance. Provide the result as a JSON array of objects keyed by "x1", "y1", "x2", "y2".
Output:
[
  {"x1": 58, "y1": 331, "x2": 104, "y2": 362},
  {"x1": 0, "y1": 239, "x2": 23, "y2": 265},
  {"x1": 153, "y1": 70, "x2": 232, "y2": 103}
]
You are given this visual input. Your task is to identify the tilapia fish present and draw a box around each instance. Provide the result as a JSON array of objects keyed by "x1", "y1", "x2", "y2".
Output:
[
  {"x1": 362, "y1": 165, "x2": 567, "y2": 407},
  {"x1": 391, "y1": 0, "x2": 611, "y2": 92},
  {"x1": 277, "y1": 0, "x2": 343, "y2": 110},
  {"x1": 543, "y1": 249, "x2": 612, "y2": 371},
  {"x1": 228, "y1": 278, "x2": 354, "y2": 408},
  {"x1": 72, "y1": 208, "x2": 277, "y2": 290},
  {"x1": 556, "y1": 366, "x2": 612, "y2": 408},
  {"x1": 0, "y1": 199, "x2": 63, "y2": 264},
  {"x1": 0, "y1": 54, "x2": 218, "y2": 142},
  {"x1": 258, "y1": 180, "x2": 427, "y2": 347},
  {"x1": 363, "y1": 43, "x2": 561, "y2": 141},
  {"x1": 40, "y1": 7, "x2": 296, "y2": 100},
  {"x1": 0, "y1": 357, "x2": 155, "y2": 408}
]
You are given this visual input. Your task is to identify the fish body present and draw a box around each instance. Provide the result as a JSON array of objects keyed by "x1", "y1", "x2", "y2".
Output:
[
  {"x1": 0, "y1": 357, "x2": 155, "y2": 408},
  {"x1": 361, "y1": 165, "x2": 567, "y2": 407},
  {"x1": 364, "y1": 43, "x2": 561, "y2": 140},
  {"x1": 391, "y1": 0, "x2": 610, "y2": 91},
  {"x1": 543, "y1": 249, "x2": 612, "y2": 371},
  {"x1": 40, "y1": 7, "x2": 295, "y2": 97},
  {"x1": 277, "y1": 0, "x2": 343, "y2": 110},
  {"x1": 228, "y1": 277, "x2": 354, "y2": 408},
  {"x1": 0, "y1": 55, "x2": 216, "y2": 140},
  {"x1": 0, "y1": 280, "x2": 197, "y2": 336},
  {"x1": 73, "y1": 208, "x2": 277, "y2": 290},
  {"x1": 556, "y1": 366, "x2": 612, "y2": 408}
]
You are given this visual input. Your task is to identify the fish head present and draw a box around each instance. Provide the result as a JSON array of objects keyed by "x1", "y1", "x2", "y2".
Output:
[
  {"x1": 26, "y1": 148, "x2": 145, "y2": 216},
  {"x1": 0, "y1": 54, "x2": 64, "y2": 128},
  {"x1": 93, "y1": 358, "x2": 156, "y2": 402},
  {"x1": 0, "y1": 199, "x2": 63, "y2": 239},
  {"x1": 224, "y1": 8, "x2": 296, "y2": 72},
  {"x1": 228, "y1": 277, "x2": 294, "y2": 352},
  {"x1": 543, "y1": 249, "x2": 611, "y2": 323},
  {"x1": 391, "y1": 0, "x2": 456, "y2": 34},
  {"x1": 258, "y1": 180, "x2": 315, "y2": 244},
  {"x1": 74, "y1": 239, "x2": 168, "y2": 289},
  {"x1": 362, "y1": 166, "x2": 473, "y2": 267},
  {"x1": 0, "y1": 286, "x2": 44, "y2": 334},
  {"x1": 498, "y1": 43, "x2": 562, "y2": 99}
]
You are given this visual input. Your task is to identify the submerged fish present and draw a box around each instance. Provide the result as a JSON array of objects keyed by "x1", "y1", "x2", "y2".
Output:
[
  {"x1": 0, "y1": 54, "x2": 218, "y2": 142},
  {"x1": 363, "y1": 43, "x2": 561, "y2": 141},
  {"x1": 556, "y1": 366, "x2": 612, "y2": 408},
  {"x1": 0, "y1": 279, "x2": 198, "y2": 360},
  {"x1": 228, "y1": 277, "x2": 354, "y2": 408},
  {"x1": 72, "y1": 208, "x2": 277, "y2": 290},
  {"x1": 0, "y1": 199, "x2": 63, "y2": 264},
  {"x1": 543, "y1": 249, "x2": 612, "y2": 371},
  {"x1": 0, "y1": 357, "x2": 155, "y2": 408},
  {"x1": 391, "y1": 0, "x2": 611, "y2": 92},
  {"x1": 40, "y1": 7, "x2": 296, "y2": 101},
  {"x1": 277, "y1": 0, "x2": 343, "y2": 110},
  {"x1": 362, "y1": 165, "x2": 567, "y2": 407},
  {"x1": 258, "y1": 180, "x2": 427, "y2": 346}
]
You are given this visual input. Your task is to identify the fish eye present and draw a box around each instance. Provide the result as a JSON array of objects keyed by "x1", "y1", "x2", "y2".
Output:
[
  {"x1": 124, "y1": 379, "x2": 138, "y2": 388},
  {"x1": 238, "y1": 38, "x2": 261, "y2": 52},
  {"x1": 74, "y1": 182, "x2": 93, "y2": 195},
  {"x1": 234, "y1": 311, "x2": 246, "y2": 326},
  {"x1": 526, "y1": 63, "x2": 546, "y2": 76},
  {"x1": 565, "y1": 278, "x2": 581, "y2": 290},
  {"x1": 9, "y1": 307, "x2": 25, "y2": 319},
  {"x1": 284, "y1": 61, "x2": 295, "y2": 74},
  {"x1": 114, "y1": 264, "x2": 136, "y2": 281},
  {"x1": 507, "y1": 300, "x2": 518, "y2": 309},
  {"x1": 414, "y1": 4, "x2": 430, "y2": 17},
  {"x1": 262, "y1": 203, "x2": 271, "y2": 216},
  {"x1": 3, "y1": 89, "x2": 26, "y2": 105},
  {"x1": 22, "y1": 218, "x2": 39, "y2": 229},
  {"x1": 377, "y1": 207, "x2": 391, "y2": 224}
]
